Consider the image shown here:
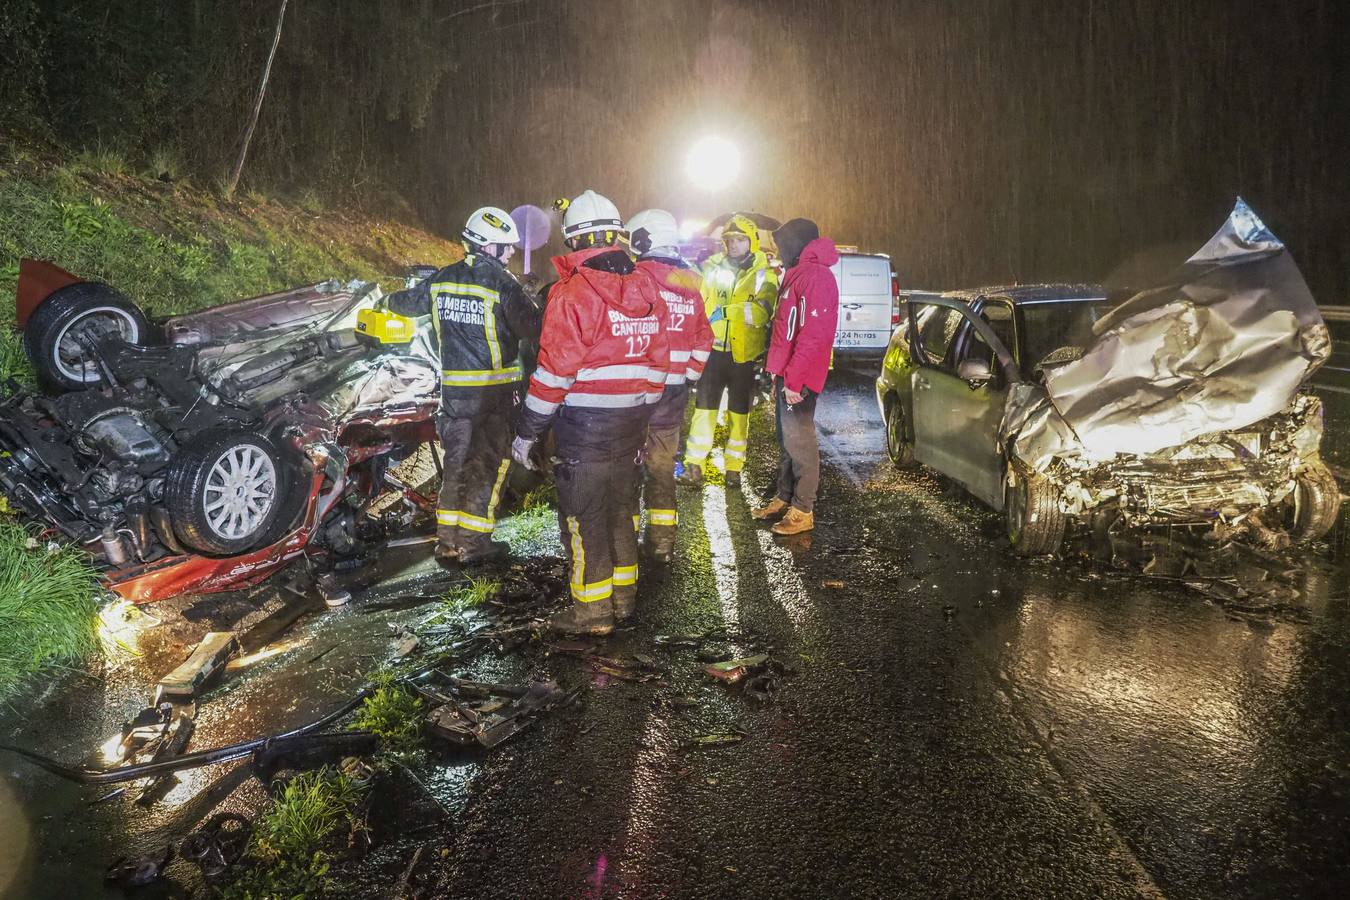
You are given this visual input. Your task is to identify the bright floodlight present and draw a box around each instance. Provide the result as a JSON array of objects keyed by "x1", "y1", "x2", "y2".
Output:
[{"x1": 686, "y1": 136, "x2": 741, "y2": 191}]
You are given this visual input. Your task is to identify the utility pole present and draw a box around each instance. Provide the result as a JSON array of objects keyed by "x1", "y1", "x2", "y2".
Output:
[{"x1": 227, "y1": 0, "x2": 289, "y2": 196}]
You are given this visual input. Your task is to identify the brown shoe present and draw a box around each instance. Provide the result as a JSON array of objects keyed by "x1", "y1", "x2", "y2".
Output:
[
  {"x1": 752, "y1": 498, "x2": 789, "y2": 521},
  {"x1": 771, "y1": 507, "x2": 814, "y2": 535}
]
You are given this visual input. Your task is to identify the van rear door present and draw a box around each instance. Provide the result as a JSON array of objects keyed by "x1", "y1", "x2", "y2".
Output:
[{"x1": 831, "y1": 254, "x2": 892, "y2": 352}]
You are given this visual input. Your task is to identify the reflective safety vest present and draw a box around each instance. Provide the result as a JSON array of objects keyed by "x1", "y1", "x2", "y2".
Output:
[
  {"x1": 387, "y1": 251, "x2": 541, "y2": 412},
  {"x1": 700, "y1": 250, "x2": 780, "y2": 363}
]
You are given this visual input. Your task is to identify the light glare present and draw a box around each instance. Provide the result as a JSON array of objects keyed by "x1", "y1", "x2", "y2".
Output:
[{"x1": 685, "y1": 136, "x2": 740, "y2": 192}]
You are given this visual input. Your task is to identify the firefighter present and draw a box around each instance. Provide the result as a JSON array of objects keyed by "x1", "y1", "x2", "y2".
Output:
[
  {"x1": 626, "y1": 208, "x2": 713, "y2": 562},
  {"x1": 681, "y1": 214, "x2": 779, "y2": 488},
  {"x1": 514, "y1": 190, "x2": 670, "y2": 634},
  {"x1": 387, "y1": 206, "x2": 541, "y2": 565}
]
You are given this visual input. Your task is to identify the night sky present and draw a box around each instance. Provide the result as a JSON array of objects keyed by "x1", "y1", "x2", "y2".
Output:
[{"x1": 406, "y1": 0, "x2": 1347, "y2": 295}]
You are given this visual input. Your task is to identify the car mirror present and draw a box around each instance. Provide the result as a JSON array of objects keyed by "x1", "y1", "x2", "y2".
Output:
[{"x1": 957, "y1": 357, "x2": 994, "y2": 387}]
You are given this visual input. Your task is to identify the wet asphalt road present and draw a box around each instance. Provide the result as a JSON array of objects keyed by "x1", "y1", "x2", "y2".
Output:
[{"x1": 2, "y1": 371, "x2": 1349, "y2": 898}]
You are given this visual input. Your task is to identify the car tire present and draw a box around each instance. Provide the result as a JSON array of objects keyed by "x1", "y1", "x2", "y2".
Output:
[
  {"x1": 165, "y1": 429, "x2": 293, "y2": 555},
  {"x1": 884, "y1": 396, "x2": 917, "y2": 468},
  {"x1": 23, "y1": 282, "x2": 151, "y2": 391},
  {"x1": 1285, "y1": 459, "x2": 1342, "y2": 544},
  {"x1": 1005, "y1": 464, "x2": 1066, "y2": 556}
]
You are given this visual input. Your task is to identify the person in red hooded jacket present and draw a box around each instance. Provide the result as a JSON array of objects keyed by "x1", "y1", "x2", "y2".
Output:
[
  {"x1": 626, "y1": 208, "x2": 714, "y2": 563},
  {"x1": 514, "y1": 190, "x2": 670, "y2": 635},
  {"x1": 752, "y1": 218, "x2": 840, "y2": 535}
]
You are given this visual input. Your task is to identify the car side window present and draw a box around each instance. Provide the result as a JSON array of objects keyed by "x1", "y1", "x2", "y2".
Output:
[
  {"x1": 916, "y1": 306, "x2": 963, "y2": 367},
  {"x1": 959, "y1": 301, "x2": 1015, "y2": 368}
]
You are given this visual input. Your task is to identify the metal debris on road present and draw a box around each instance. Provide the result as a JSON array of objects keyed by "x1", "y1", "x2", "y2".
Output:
[{"x1": 417, "y1": 673, "x2": 578, "y2": 750}]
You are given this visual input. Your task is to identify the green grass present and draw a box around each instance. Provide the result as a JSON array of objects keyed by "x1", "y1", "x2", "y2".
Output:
[
  {"x1": 0, "y1": 521, "x2": 101, "y2": 700},
  {"x1": 440, "y1": 575, "x2": 500, "y2": 614},
  {"x1": 0, "y1": 139, "x2": 462, "y2": 382},
  {"x1": 221, "y1": 767, "x2": 364, "y2": 899},
  {"x1": 348, "y1": 677, "x2": 425, "y2": 756}
]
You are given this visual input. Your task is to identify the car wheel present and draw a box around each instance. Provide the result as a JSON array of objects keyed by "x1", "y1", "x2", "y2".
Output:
[
  {"x1": 165, "y1": 430, "x2": 293, "y2": 555},
  {"x1": 884, "y1": 396, "x2": 917, "y2": 468},
  {"x1": 1005, "y1": 464, "x2": 1066, "y2": 556},
  {"x1": 1283, "y1": 459, "x2": 1342, "y2": 544},
  {"x1": 23, "y1": 282, "x2": 151, "y2": 391}
]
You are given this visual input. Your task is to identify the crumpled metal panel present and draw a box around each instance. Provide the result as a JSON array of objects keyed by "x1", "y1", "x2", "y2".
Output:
[
  {"x1": 1005, "y1": 199, "x2": 1330, "y2": 470},
  {"x1": 317, "y1": 351, "x2": 439, "y2": 419}
]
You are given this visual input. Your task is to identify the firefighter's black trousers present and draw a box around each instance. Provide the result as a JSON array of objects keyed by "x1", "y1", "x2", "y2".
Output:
[
  {"x1": 552, "y1": 406, "x2": 649, "y2": 607},
  {"x1": 436, "y1": 410, "x2": 512, "y2": 553},
  {"x1": 642, "y1": 383, "x2": 689, "y2": 548}
]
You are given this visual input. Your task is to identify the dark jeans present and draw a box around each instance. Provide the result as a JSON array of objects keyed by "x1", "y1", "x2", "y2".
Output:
[
  {"x1": 436, "y1": 410, "x2": 512, "y2": 552},
  {"x1": 774, "y1": 382, "x2": 820, "y2": 514}
]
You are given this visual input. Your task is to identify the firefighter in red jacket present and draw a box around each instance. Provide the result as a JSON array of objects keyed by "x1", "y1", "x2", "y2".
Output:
[
  {"x1": 514, "y1": 190, "x2": 670, "y2": 634},
  {"x1": 626, "y1": 208, "x2": 713, "y2": 562},
  {"x1": 752, "y1": 218, "x2": 840, "y2": 535},
  {"x1": 387, "y1": 206, "x2": 541, "y2": 564}
]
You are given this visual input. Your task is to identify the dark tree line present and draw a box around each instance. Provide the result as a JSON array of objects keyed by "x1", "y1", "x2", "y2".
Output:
[{"x1": 2, "y1": 0, "x2": 1347, "y2": 298}]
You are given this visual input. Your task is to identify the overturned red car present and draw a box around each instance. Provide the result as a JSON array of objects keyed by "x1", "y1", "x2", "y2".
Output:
[{"x1": 1, "y1": 260, "x2": 442, "y2": 602}]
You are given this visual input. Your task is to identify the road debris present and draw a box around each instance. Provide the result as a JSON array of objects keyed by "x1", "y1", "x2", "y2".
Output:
[
  {"x1": 587, "y1": 653, "x2": 665, "y2": 683},
  {"x1": 134, "y1": 714, "x2": 196, "y2": 806},
  {"x1": 179, "y1": 812, "x2": 252, "y2": 878},
  {"x1": 680, "y1": 731, "x2": 748, "y2": 751},
  {"x1": 417, "y1": 674, "x2": 578, "y2": 750},
  {"x1": 155, "y1": 631, "x2": 239, "y2": 701},
  {"x1": 105, "y1": 845, "x2": 173, "y2": 888},
  {"x1": 704, "y1": 654, "x2": 769, "y2": 683}
]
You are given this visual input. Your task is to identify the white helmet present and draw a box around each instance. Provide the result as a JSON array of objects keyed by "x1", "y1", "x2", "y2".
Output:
[
  {"x1": 560, "y1": 190, "x2": 623, "y2": 240},
  {"x1": 462, "y1": 206, "x2": 520, "y2": 247},
  {"x1": 625, "y1": 209, "x2": 680, "y2": 255}
]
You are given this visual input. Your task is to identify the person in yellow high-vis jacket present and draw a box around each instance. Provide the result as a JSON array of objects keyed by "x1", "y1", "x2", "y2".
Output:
[{"x1": 680, "y1": 214, "x2": 780, "y2": 488}]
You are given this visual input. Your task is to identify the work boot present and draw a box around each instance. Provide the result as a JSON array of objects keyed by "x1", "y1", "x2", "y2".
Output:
[
  {"x1": 752, "y1": 498, "x2": 789, "y2": 521},
  {"x1": 545, "y1": 598, "x2": 615, "y2": 636},
  {"x1": 771, "y1": 506, "x2": 814, "y2": 535},
  {"x1": 724, "y1": 471, "x2": 741, "y2": 488},
  {"x1": 434, "y1": 543, "x2": 460, "y2": 566},
  {"x1": 458, "y1": 539, "x2": 510, "y2": 567},
  {"x1": 676, "y1": 464, "x2": 704, "y2": 487},
  {"x1": 612, "y1": 591, "x2": 636, "y2": 622}
]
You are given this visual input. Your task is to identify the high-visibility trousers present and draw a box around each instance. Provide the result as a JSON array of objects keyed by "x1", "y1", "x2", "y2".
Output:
[
  {"x1": 435, "y1": 411, "x2": 512, "y2": 553},
  {"x1": 685, "y1": 350, "x2": 755, "y2": 473},
  {"x1": 555, "y1": 455, "x2": 643, "y2": 607}
]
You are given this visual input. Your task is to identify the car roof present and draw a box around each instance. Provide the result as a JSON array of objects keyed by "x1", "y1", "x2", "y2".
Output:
[{"x1": 941, "y1": 283, "x2": 1108, "y2": 305}]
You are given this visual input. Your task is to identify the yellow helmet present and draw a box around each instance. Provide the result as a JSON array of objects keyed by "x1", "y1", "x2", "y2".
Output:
[{"x1": 721, "y1": 213, "x2": 760, "y2": 256}]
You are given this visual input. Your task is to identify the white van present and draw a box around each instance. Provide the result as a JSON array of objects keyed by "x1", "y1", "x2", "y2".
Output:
[{"x1": 829, "y1": 249, "x2": 898, "y2": 361}]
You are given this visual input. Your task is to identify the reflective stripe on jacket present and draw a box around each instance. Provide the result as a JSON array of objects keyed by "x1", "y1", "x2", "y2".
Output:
[
  {"x1": 519, "y1": 247, "x2": 671, "y2": 449},
  {"x1": 388, "y1": 252, "x2": 541, "y2": 412},
  {"x1": 635, "y1": 257, "x2": 713, "y2": 387},
  {"x1": 700, "y1": 250, "x2": 780, "y2": 363}
]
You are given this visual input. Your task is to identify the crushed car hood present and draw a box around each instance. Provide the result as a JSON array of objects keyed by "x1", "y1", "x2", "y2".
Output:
[{"x1": 1005, "y1": 199, "x2": 1331, "y2": 469}]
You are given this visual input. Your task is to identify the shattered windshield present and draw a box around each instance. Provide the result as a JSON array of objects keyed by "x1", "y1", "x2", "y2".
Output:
[{"x1": 1020, "y1": 299, "x2": 1115, "y2": 369}]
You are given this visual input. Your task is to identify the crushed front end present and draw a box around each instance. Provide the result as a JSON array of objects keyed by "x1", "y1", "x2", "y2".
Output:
[{"x1": 1043, "y1": 393, "x2": 1324, "y2": 527}]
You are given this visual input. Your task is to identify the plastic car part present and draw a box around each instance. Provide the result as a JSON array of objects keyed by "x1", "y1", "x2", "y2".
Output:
[
  {"x1": 165, "y1": 429, "x2": 291, "y2": 555},
  {"x1": 1285, "y1": 459, "x2": 1342, "y2": 543},
  {"x1": 1005, "y1": 464, "x2": 1066, "y2": 556},
  {"x1": 23, "y1": 282, "x2": 151, "y2": 391},
  {"x1": 884, "y1": 395, "x2": 916, "y2": 468}
]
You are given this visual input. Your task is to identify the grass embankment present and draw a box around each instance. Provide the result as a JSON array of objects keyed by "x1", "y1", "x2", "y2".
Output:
[
  {"x1": 0, "y1": 139, "x2": 463, "y2": 698},
  {"x1": 0, "y1": 140, "x2": 463, "y2": 382},
  {"x1": 0, "y1": 521, "x2": 100, "y2": 701}
]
